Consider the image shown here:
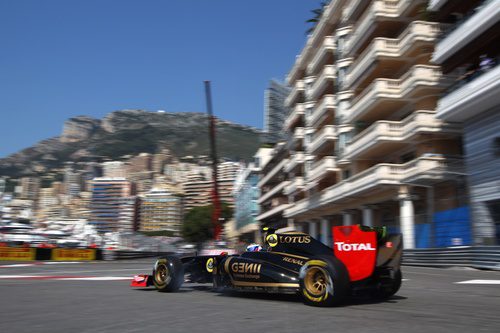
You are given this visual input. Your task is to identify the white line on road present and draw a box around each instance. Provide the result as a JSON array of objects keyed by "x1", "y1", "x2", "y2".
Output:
[
  {"x1": 456, "y1": 280, "x2": 500, "y2": 285},
  {"x1": 0, "y1": 275, "x2": 132, "y2": 281},
  {"x1": 54, "y1": 277, "x2": 132, "y2": 281}
]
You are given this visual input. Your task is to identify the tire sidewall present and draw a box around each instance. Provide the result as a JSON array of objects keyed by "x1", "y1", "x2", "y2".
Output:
[
  {"x1": 153, "y1": 256, "x2": 184, "y2": 292},
  {"x1": 299, "y1": 257, "x2": 350, "y2": 306}
]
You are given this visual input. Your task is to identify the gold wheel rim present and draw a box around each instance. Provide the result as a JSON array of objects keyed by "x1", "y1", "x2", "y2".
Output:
[
  {"x1": 304, "y1": 266, "x2": 328, "y2": 297},
  {"x1": 155, "y1": 263, "x2": 169, "y2": 285}
]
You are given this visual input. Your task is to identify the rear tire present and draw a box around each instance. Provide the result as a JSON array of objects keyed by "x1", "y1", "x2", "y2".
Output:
[
  {"x1": 299, "y1": 257, "x2": 350, "y2": 307},
  {"x1": 373, "y1": 269, "x2": 402, "y2": 299},
  {"x1": 153, "y1": 256, "x2": 184, "y2": 292}
]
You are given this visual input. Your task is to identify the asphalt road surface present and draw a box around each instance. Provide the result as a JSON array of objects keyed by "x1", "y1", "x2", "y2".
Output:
[{"x1": 1, "y1": 259, "x2": 499, "y2": 333}]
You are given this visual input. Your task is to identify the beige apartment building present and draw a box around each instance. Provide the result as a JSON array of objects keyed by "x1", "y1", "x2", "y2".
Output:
[{"x1": 260, "y1": 0, "x2": 467, "y2": 249}]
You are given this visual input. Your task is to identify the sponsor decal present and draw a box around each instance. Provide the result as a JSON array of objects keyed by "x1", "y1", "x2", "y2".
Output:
[
  {"x1": 278, "y1": 235, "x2": 311, "y2": 244},
  {"x1": 282, "y1": 257, "x2": 305, "y2": 266},
  {"x1": 51, "y1": 249, "x2": 96, "y2": 261},
  {"x1": 335, "y1": 242, "x2": 376, "y2": 251},
  {"x1": 266, "y1": 234, "x2": 278, "y2": 247},
  {"x1": 206, "y1": 258, "x2": 214, "y2": 273},
  {"x1": 230, "y1": 261, "x2": 262, "y2": 279},
  {"x1": 0, "y1": 247, "x2": 35, "y2": 261}
]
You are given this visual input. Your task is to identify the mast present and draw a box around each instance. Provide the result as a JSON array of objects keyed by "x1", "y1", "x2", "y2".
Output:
[{"x1": 204, "y1": 81, "x2": 222, "y2": 240}]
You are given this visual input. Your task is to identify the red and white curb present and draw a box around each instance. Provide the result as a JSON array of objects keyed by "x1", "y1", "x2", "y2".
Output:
[
  {"x1": 0, "y1": 275, "x2": 132, "y2": 281},
  {"x1": 0, "y1": 262, "x2": 80, "y2": 268}
]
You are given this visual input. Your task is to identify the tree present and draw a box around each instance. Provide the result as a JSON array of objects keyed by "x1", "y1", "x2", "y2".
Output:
[
  {"x1": 181, "y1": 203, "x2": 233, "y2": 247},
  {"x1": 306, "y1": 1, "x2": 331, "y2": 35}
]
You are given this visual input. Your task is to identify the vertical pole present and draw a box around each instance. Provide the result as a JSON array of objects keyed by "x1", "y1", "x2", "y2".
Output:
[{"x1": 204, "y1": 81, "x2": 222, "y2": 240}]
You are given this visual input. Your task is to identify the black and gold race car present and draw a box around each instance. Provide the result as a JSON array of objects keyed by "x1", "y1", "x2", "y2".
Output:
[{"x1": 131, "y1": 225, "x2": 402, "y2": 306}]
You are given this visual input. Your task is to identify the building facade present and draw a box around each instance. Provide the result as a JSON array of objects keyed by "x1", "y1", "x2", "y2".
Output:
[
  {"x1": 233, "y1": 148, "x2": 273, "y2": 241},
  {"x1": 430, "y1": 0, "x2": 500, "y2": 245},
  {"x1": 263, "y1": 80, "x2": 291, "y2": 144},
  {"x1": 261, "y1": 0, "x2": 468, "y2": 249},
  {"x1": 89, "y1": 178, "x2": 137, "y2": 233},
  {"x1": 139, "y1": 188, "x2": 183, "y2": 233}
]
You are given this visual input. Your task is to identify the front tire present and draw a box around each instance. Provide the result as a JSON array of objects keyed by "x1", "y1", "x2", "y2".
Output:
[
  {"x1": 299, "y1": 257, "x2": 350, "y2": 307},
  {"x1": 153, "y1": 256, "x2": 184, "y2": 292}
]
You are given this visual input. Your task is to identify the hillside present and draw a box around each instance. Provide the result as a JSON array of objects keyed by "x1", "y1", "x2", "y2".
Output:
[{"x1": 0, "y1": 110, "x2": 263, "y2": 178}]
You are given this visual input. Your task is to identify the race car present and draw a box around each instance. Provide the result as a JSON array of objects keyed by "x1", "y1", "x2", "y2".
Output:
[{"x1": 131, "y1": 225, "x2": 402, "y2": 306}]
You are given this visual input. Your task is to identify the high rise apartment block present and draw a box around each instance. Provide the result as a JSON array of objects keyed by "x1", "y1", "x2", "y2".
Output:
[
  {"x1": 19, "y1": 177, "x2": 41, "y2": 201},
  {"x1": 430, "y1": 0, "x2": 500, "y2": 245},
  {"x1": 260, "y1": 0, "x2": 468, "y2": 249},
  {"x1": 89, "y1": 178, "x2": 137, "y2": 233},
  {"x1": 263, "y1": 80, "x2": 291, "y2": 144},
  {"x1": 140, "y1": 188, "x2": 183, "y2": 233}
]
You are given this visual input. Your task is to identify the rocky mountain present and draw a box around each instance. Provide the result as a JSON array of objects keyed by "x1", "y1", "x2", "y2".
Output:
[{"x1": 0, "y1": 110, "x2": 263, "y2": 178}]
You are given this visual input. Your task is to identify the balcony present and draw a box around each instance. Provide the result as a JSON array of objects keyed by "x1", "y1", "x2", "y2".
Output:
[
  {"x1": 258, "y1": 180, "x2": 290, "y2": 204},
  {"x1": 436, "y1": 63, "x2": 500, "y2": 122},
  {"x1": 432, "y1": 0, "x2": 500, "y2": 64},
  {"x1": 345, "y1": 0, "x2": 424, "y2": 57},
  {"x1": 285, "y1": 80, "x2": 305, "y2": 108},
  {"x1": 284, "y1": 152, "x2": 305, "y2": 173},
  {"x1": 256, "y1": 202, "x2": 291, "y2": 222},
  {"x1": 346, "y1": 21, "x2": 439, "y2": 90},
  {"x1": 307, "y1": 95, "x2": 336, "y2": 127},
  {"x1": 342, "y1": 0, "x2": 370, "y2": 23},
  {"x1": 347, "y1": 65, "x2": 447, "y2": 123},
  {"x1": 283, "y1": 177, "x2": 305, "y2": 196},
  {"x1": 343, "y1": 111, "x2": 461, "y2": 159},
  {"x1": 402, "y1": 156, "x2": 466, "y2": 185},
  {"x1": 307, "y1": 36, "x2": 336, "y2": 75},
  {"x1": 308, "y1": 156, "x2": 339, "y2": 182},
  {"x1": 284, "y1": 155, "x2": 450, "y2": 218},
  {"x1": 307, "y1": 125, "x2": 338, "y2": 155},
  {"x1": 292, "y1": 127, "x2": 305, "y2": 142},
  {"x1": 257, "y1": 158, "x2": 288, "y2": 188},
  {"x1": 284, "y1": 103, "x2": 305, "y2": 131},
  {"x1": 306, "y1": 65, "x2": 336, "y2": 101}
]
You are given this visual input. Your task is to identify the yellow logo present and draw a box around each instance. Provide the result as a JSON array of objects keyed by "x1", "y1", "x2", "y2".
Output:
[
  {"x1": 278, "y1": 235, "x2": 311, "y2": 244},
  {"x1": 206, "y1": 258, "x2": 214, "y2": 273},
  {"x1": 266, "y1": 234, "x2": 278, "y2": 247}
]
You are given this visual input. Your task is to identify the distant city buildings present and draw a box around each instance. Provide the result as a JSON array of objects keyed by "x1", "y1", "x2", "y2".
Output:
[
  {"x1": 89, "y1": 178, "x2": 136, "y2": 233},
  {"x1": 140, "y1": 188, "x2": 183, "y2": 233},
  {"x1": 233, "y1": 148, "x2": 272, "y2": 242},
  {"x1": 263, "y1": 80, "x2": 291, "y2": 144}
]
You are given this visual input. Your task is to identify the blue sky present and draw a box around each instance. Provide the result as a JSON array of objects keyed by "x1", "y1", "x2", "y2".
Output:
[{"x1": 0, "y1": 0, "x2": 318, "y2": 158}]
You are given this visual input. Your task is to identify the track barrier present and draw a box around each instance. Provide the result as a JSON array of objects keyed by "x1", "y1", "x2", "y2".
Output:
[{"x1": 403, "y1": 246, "x2": 500, "y2": 271}]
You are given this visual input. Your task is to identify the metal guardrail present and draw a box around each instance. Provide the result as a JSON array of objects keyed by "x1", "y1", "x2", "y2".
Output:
[{"x1": 403, "y1": 246, "x2": 500, "y2": 271}]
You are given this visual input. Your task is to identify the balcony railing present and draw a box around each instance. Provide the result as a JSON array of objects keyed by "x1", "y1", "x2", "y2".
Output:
[
  {"x1": 257, "y1": 158, "x2": 289, "y2": 188},
  {"x1": 307, "y1": 65, "x2": 336, "y2": 101},
  {"x1": 345, "y1": 0, "x2": 418, "y2": 56},
  {"x1": 284, "y1": 152, "x2": 305, "y2": 173},
  {"x1": 258, "y1": 180, "x2": 290, "y2": 204},
  {"x1": 346, "y1": 21, "x2": 439, "y2": 88},
  {"x1": 307, "y1": 125, "x2": 338, "y2": 154},
  {"x1": 308, "y1": 156, "x2": 338, "y2": 182},
  {"x1": 437, "y1": 62, "x2": 500, "y2": 122},
  {"x1": 284, "y1": 103, "x2": 305, "y2": 130},
  {"x1": 307, "y1": 36, "x2": 336, "y2": 76},
  {"x1": 307, "y1": 95, "x2": 336, "y2": 127},
  {"x1": 343, "y1": 111, "x2": 460, "y2": 159},
  {"x1": 256, "y1": 203, "x2": 291, "y2": 221},
  {"x1": 284, "y1": 156, "x2": 455, "y2": 218},
  {"x1": 283, "y1": 177, "x2": 305, "y2": 196},
  {"x1": 346, "y1": 65, "x2": 444, "y2": 123},
  {"x1": 285, "y1": 80, "x2": 305, "y2": 108},
  {"x1": 432, "y1": 0, "x2": 499, "y2": 63}
]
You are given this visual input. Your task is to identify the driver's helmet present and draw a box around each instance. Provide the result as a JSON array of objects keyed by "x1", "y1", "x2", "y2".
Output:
[{"x1": 246, "y1": 243, "x2": 262, "y2": 252}]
